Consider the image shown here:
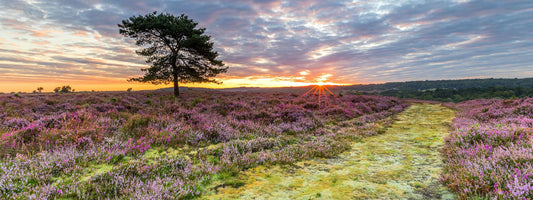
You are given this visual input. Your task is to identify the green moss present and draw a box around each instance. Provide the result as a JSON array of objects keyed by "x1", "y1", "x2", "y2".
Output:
[
  {"x1": 412, "y1": 181, "x2": 426, "y2": 188},
  {"x1": 143, "y1": 147, "x2": 161, "y2": 159},
  {"x1": 224, "y1": 179, "x2": 245, "y2": 188},
  {"x1": 80, "y1": 163, "x2": 114, "y2": 182}
]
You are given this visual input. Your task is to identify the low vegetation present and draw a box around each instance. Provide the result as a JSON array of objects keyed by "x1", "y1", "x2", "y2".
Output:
[
  {"x1": 442, "y1": 98, "x2": 533, "y2": 199},
  {"x1": 0, "y1": 91, "x2": 407, "y2": 199},
  {"x1": 4, "y1": 85, "x2": 531, "y2": 199}
]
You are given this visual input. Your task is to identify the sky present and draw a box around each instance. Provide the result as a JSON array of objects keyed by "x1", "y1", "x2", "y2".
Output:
[{"x1": 0, "y1": 0, "x2": 532, "y2": 92}]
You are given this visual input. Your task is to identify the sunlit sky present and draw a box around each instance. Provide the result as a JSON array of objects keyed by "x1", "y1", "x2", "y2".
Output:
[{"x1": 1, "y1": 0, "x2": 532, "y2": 92}]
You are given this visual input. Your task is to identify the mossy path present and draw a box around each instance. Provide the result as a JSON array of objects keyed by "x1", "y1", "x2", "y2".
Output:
[{"x1": 202, "y1": 104, "x2": 456, "y2": 199}]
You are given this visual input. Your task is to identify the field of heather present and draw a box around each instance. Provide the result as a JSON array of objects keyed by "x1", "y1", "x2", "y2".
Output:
[
  {"x1": 0, "y1": 91, "x2": 407, "y2": 199},
  {"x1": 442, "y1": 98, "x2": 533, "y2": 199},
  {"x1": 2, "y1": 90, "x2": 532, "y2": 199}
]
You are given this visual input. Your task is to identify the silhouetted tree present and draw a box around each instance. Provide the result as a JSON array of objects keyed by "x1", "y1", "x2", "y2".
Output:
[
  {"x1": 119, "y1": 12, "x2": 227, "y2": 97},
  {"x1": 60, "y1": 85, "x2": 72, "y2": 93},
  {"x1": 54, "y1": 85, "x2": 72, "y2": 93},
  {"x1": 37, "y1": 87, "x2": 43, "y2": 93}
]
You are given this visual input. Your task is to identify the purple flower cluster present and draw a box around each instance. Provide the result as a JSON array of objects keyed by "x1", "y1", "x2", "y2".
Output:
[
  {"x1": 0, "y1": 91, "x2": 407, "y2": 198},
  {"x1": 442, "y1": 98, "x2": 533, "y2": 199}
]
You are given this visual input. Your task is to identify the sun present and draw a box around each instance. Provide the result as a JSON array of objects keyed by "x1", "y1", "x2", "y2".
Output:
[{"x1": 298, "y1": 82, "x2": 337, "y2": 109}]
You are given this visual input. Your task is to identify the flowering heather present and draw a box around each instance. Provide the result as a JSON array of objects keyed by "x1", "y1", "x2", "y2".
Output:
[
  {"x1": 442, "y1": 98, "x2": 533, "y2": 199},
  {"x1": 0, "y1": 91, "x2": 407, "y2": 199}
]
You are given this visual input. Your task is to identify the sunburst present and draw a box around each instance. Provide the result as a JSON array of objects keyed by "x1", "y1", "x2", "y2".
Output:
[{"x1": 298, "y1": 83, "x2": 337, "y2": 109}]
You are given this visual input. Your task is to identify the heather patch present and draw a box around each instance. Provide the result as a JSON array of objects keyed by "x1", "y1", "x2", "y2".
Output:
[
  {"x1": 0, "y1": 91, "x2": 406, "y2": 199},
  {"x1": 443, "y1": 98, "x2": 533, "y2": 199}
]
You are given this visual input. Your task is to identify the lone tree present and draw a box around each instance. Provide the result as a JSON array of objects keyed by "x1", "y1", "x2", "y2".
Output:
[{"x1": 119, "y1": 12, "x2": 227, "y2": 97}]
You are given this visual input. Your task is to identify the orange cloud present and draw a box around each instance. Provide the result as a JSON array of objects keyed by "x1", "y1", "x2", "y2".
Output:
[
  {"x1": 72, "y1": 30, "x2": 89, "y2": 37},
  {"x1": 35, "y1": 40, "x2": 51, "y2": 45},
  {"x1": 31, "y1": 30, "x2": 53, "y2": 37}
]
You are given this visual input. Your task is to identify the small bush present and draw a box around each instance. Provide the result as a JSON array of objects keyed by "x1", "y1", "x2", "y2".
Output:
[
  {"x1": 145, "y1": 99, "x2": 152, "y2": 105},
  {"x1": 190, "y1": 98, "x2": 202, "y2": 107},
  {"x1": 121, "y1": 114, "x2": 152, "y2": 139}
]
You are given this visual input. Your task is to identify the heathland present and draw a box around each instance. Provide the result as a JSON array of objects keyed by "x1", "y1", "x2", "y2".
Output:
[{"x1": 1, "y1": 89, "x2": 532, "y2": 199}]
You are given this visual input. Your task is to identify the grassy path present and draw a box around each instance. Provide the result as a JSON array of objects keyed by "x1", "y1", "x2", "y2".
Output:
[{"x1": 202, "y1": 104, "x2": 456, "y2": 199}]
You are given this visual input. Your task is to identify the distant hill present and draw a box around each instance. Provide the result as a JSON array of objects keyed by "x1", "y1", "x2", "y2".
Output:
[
  {"x1": 345, "y1": 78, "x2": 533, "y2": 92},
  {"x1": 356, "y1": 78, "x2": 533, "y2": 102},
  {"x1": 379, "y1": 86, "x2": 533, "y2": 102}
]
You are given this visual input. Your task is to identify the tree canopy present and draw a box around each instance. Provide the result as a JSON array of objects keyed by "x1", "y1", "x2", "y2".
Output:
[{"x1": 119, "y1": 12, "x2": 227, "y2": 96}]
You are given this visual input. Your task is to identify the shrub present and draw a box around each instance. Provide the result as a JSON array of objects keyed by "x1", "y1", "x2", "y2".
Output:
[
  {"x1": 145, "y1": 99, "x2": 152, "y2": 105},
  {"x1": 190, "y1": 98, "x2": 202, "y2": 107},
  {"x1": 121, "y1": 114, "x2": 152, "y2": 139}
]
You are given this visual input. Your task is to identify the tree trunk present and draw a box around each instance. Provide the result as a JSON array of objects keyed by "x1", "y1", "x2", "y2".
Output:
[
  {"x1": 171, "y1": 55, "x2": 180, "y2": 97},
  {"x1": 173, "y1": 72, "x2": 179, "y2": 97}
]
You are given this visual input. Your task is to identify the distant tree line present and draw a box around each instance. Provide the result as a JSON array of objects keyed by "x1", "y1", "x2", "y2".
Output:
[
  {"x1": 378, "y1": 86, "x2": 533, "y2": 102},
  {"x1": 347, "y1": 78, "x2": 533, "y2": 92}
]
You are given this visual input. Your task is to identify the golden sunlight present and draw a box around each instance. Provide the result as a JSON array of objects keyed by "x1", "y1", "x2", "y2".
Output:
[
  {"x1": 298, "y1": 84, "x2": 337, "y2": 109},
  {"x1": 299, "y1": 70, "x2": 310, "y2": 76},
  {"x1": 297, "y1": 71, "x2": 339, "y2": 110}
]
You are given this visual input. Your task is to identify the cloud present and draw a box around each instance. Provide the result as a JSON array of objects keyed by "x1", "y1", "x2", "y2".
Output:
[{"x1": 0, "y1": 0, "x2": 532, "y2": 92}]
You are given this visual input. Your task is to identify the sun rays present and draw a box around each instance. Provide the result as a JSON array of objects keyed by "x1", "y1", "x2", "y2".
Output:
[{"x1": 299, "y1": 84, "x2": 337, "y2": 109}]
